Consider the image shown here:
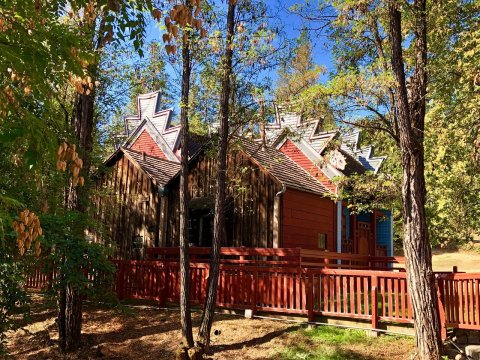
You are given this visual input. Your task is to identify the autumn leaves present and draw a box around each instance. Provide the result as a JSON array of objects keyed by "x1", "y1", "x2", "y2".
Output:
[
  {"x1": 12, "y1": 210, "x2": 42, "y2": 257},
  {"x1": 163, "y1": 1, "x2": 207, "y2": 55},
  {"x1": 13, "y1": 142, "x2": 85, "y2": 257}
]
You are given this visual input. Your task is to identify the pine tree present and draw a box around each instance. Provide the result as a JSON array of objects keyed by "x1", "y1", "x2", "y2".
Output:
[{"x1": 275, "y1": 29, "x2": 333, "y2": 127}]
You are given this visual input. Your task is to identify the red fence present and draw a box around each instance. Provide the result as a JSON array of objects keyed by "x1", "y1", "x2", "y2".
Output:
[
  {"x1": 437, "y1": 273, "x2": 480, "y2": 333},
  {"x1": 146, "y1": 247, "x2": 406, "y2": 270},
  {"x1": 25, "y1": 267, "x2": 52, "y2": 289},
  {"x1": 26, "y1": 247, "x2": 480, "y2": 338},
  {"x1": 113, "y1": 260, "x2": 415, "y2": 331}
]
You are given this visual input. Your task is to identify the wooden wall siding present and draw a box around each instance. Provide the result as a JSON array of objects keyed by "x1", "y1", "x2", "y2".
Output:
[
  {"x1": 94, "y1": 154, "x2": 160, "y2": 259},
  {"x1": 165, "y1": 151, "x2": 281, "y2": 248},
  {"x1": 282, "y1": 189, "x2": 335, "y2": 251},
  {"x1": 279, "y1": 139, "x2": 336, "y2": 193},
  {"x1": 130, "y1": 129, "x2": 167, "y2": 160}
]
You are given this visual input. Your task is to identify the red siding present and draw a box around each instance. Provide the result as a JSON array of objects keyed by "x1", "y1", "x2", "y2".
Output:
[
  {"x1": 282, "y1": 189, "x2": 336, "y2": 251},
  {"x1": 279, "y1": 139, "x2": 336, "y2": 193},
  {"x1": 130, "y1": 130, "x2": 167, "y2": 159}
]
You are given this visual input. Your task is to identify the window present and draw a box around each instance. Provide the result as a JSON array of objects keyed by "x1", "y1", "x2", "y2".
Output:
[{"x1": 317, "y1": 233, "x2": 327, "y2": 250}]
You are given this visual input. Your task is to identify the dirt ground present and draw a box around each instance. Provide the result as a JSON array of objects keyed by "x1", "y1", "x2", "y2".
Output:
[
  {"x1": 6, "y1": 302, "x2": 415, "y2": 360},
  {"x1": 432, "y1": 248, "x2": 480, "y2": 272}
]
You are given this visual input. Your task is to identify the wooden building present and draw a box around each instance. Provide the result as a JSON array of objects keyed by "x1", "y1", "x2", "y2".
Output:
[
  {"x1": 94, "y1": 148, "x2": 180, "y2": 259},
  {"x1": 94, "y1": 91, "x2": 393, "y2": 260}
]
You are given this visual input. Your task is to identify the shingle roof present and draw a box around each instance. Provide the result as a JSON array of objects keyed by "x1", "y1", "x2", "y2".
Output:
[
  {"x1": 122, "y1": 148, "x2": 180, "y2": 186},
  {"x1": 239, "y1": 139, "x2": 329, "y2": 195}
]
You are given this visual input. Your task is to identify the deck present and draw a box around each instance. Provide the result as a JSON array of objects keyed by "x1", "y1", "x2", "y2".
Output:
[{"x1": 27, "y1": 247, "x2": 480, "y2": 339}]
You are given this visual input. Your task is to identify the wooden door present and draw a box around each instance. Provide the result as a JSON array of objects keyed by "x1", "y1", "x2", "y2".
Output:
[{"x1": 357, "y1": 222, "x2": 371, "y2": 255}]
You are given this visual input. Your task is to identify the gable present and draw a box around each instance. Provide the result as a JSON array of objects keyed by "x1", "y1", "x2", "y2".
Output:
[
  {"x1": 279, "y1": 139, "x2": 337, "y2": 193},
  {"x1": 123, "y1": 91, "x2": 181, "y2": 153},
  {"x1": 130, "y1": 129, "x2": 167, "y2": 160}
]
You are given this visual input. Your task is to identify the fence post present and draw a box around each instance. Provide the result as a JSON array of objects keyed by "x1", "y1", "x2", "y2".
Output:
[
  {"x1": 436, "y1": 276, "x2": 448, "y2": 341},
  {"x1": 157, "y1": 264, "x2": 165, "y2": 307},
  {"x1": 307, "y1": 270, "x2": 314, "y2": 322},
  {"x1": 117, "y1": 262, "x2": 125, "y2": 300},
  {"x1": 371, "y1": 275, "x2": 378, "y2": 331},
  {"x1": 252, "y1": 270, "x2": 258, "y2": 316},
  {"x1": 47, "y1": 271, "x2": 53, "y2": 290},
  {"x1": 158, "y1": 264, "x2": 169, "y2": 307}
]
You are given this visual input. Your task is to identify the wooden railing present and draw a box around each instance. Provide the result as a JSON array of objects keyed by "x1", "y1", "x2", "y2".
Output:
[
  {"x1": 25, "y1": 267, "x2": 53, "y2": 289},
  {"x1": 146, "y1": 247, "x2": 405, "y2": 270},
  {"x1": 298, "y1": 249, "x2": 404, "y2": 270},
  {"x1": 112, "y1": 260, "x2": 414, "y2": 330},
  {"x1": 437, "y1": 272, "x2": 480, "y2": 332},
  {"x1": 25, "y1": 248, "x2": 480, "y2": 339}
]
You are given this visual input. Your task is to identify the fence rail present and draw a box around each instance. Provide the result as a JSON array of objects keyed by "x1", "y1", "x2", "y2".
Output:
[
  {"x1": 437, "y1": 273, "x2": 480, "y2": 332},
  {"x1": 146, "y1": 247, "x2": 406, "y2": 270},
  {"x1": 25, "y1": 267, "x2": 52, "y2": 289},
  {"x1": 26, "y1": 248, "x2": 480, "y2": 338},
  {"x1": 113, "y1": 260, "x2": 414, "y2": 329}
]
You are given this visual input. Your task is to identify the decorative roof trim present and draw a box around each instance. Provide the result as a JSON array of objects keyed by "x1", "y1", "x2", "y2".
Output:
[{"x1": 123, "y1": 118, "x2": 179, "y2": 163}]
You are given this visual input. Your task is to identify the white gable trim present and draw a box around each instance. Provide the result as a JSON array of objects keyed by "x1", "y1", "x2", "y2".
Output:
[
  {"x1": 295, "y1": 138, "x2": 343, "y2": 180},
  {"x1": 275, "y1": 136, "x2": 341, "y2": 188},
  {"x1": 124, "y1": 119, "x2": 179, "y2": 163}
]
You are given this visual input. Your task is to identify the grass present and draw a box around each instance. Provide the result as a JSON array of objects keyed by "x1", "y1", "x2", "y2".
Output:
[{"x1": 275, "y1": 325, "x2": 414, "y2": 360}]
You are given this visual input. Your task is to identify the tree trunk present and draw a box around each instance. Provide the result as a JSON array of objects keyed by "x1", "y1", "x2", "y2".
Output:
[
  {"x1": 57, "y1": 287, "x2": 67, "y2": 351},
  {"x1": 196, "y1": 0, "x2": 236, "y2": 350},
  {"x1": 388, "y1": 1, "x2": 442, "y2": 359},
  {"x1": 57, "y1": 86, "x2": 96, "y2": 352},
  {"x1": 58, "y1": 12, "x2": 108, "y2": 351},
  {"x1": 179, "y1": 10, "x2": 195, "y2": 348},
  {"x1": 65, "y1": 284, "x2": 82, "y2": 351}
]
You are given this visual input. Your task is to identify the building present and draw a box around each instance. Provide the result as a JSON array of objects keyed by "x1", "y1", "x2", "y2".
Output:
[{"x1": 95, "y1": 91, "x2": 393, "y2": 259}]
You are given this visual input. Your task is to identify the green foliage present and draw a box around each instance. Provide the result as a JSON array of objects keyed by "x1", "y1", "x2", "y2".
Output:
[
  {"x1": 0, "y1": 256, "x2": 29, "y2": 358},
  {"x1": 0, "y1": 0, "x2": 170, "y2": 353},
  {"x1": 187, "y1": 0, "x2": 283, "y2": 132},
  {"x1": 423, "y1": 1, "x2": 480, "y2": 246},
  {"x1": 95, "y1": 40, "x2": 175, "y2": 159},
  {"x1": 275, "y1": 29, "x2": 334, "y2": 128},
  {"x1": 336, "y1": 172, "x2": 399, "y2": 214},
  {"x1": 295, "y1": 0, "x2": 480, "y2": 247},
  {"x1": 40, "y1": 212, "x2": 115, "y2": 300}
]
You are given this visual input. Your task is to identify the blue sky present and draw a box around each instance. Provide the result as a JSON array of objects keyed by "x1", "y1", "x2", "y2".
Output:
[{"x1": 140, "y1": 0, "x2": 334, "y2": 89}]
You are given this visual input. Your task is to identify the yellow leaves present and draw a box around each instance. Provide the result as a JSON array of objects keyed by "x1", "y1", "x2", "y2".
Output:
[
  {"x1": 152, "y1": 8, "x2": 162, "y2": 21},
  {"x1": 13, "y1": 209, "x2": 42, "y2": 257},
  {"x1": 56, "y1": 142, "x2": 85, "y2": 188},
  {"x1": 162, "y1": 0, "x2": 207, "y2": 54},
  {"x1": 69, "y1": 73, "x2": 97, "y2": 95},
  {"x1": 237, "y1": 22, "x2": 245, "y2": 34},
  {"x1": 0, "y1": 16, "x2": 13, "y2": 32},
  {"x1": 165, "y1": 44, "x2": 177, "y2": 55}
]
